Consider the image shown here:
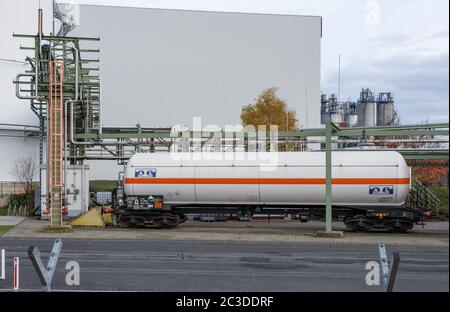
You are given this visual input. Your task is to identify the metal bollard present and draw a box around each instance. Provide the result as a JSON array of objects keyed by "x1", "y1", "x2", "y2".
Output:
[
  {"x1": 378, "y1": 242, "x2": 400, "y2": 292},
  {"x1": 1, "y1": 249, "x2": 5, "y2": 280},
  {"x1": 13, "y1": 257, "x2": 19, "y2": 290},
  {"x1": 28, "y1": 238, "x2": 63, "y2": 291}
]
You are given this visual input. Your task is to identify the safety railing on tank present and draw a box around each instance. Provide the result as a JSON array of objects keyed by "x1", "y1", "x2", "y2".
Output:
[{"x1": 407, "y1": 178, "x2": 441, "y2": 215}]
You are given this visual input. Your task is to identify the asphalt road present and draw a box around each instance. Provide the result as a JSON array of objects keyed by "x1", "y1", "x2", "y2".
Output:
[{"x1": 0, "y1": 238, "x2": 448, "y2": 292}]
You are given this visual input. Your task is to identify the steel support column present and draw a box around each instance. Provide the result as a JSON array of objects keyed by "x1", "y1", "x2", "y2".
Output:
[
  {"x1": 324, "y1": 122, "x2": 341, "y2": 233},
  {"x1": 325, "y1": 123, "x2": 333, "y2": 232}
]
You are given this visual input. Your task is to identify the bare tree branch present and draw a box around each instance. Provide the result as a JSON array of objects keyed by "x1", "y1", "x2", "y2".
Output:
[{"x1": 9, "y1": 155, "x2": 37, "y2": 212}]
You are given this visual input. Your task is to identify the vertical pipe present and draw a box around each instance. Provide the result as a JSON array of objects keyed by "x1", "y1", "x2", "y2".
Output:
[
  {"x1": 86, "y1": 92, "x2": 90, "y2": 133},
  {"x1": 72, "y1": 47, "x2": 79, "y2": 101},
  {"x1": 13, "y1": 257, "x2": 19, "y2": 290},
  {"x1": 325, "y1": 123, "x2": 333, "y2": 233},
  {"x1": 64, "y1": 98, "x2": 67, "y2": 213},
  {"x1": 37, "y1": 6, "x2": 42, "y2": 100},
  {"x1": 47, "y1": 64, "x2": 52, "y2": 222},
  {"x1": 136, "y1": 123, "x2": 142, "y2": 152},
  {"x1": 1, "y1": 249, "x2": 5, "y2": 280},
  {"x1": 52, "y1": 0, "x2": 55, "y2": 35},
  {"x1": 38, "y1": 9, "x2": 43, "y2": 37},
  {"x1": 338, "y1": 54, "x2": 341, "y2": 102},
  {"x1": 59, "y1": 63, "x2": 64, "y2": 226},
  {"x1": 34, "y1": 38, "x2": 40, "y2": 99},
  {"x1": 81, "y1": 165, "x2": 85, "y2": 214}
]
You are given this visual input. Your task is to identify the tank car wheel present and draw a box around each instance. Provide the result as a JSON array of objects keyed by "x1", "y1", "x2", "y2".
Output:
[
  {"x1": 143, "y1": 213, "x2": 181, "y2": 228},
  {"x1": 118, "y1": 216, "x2": 130, "y2": 228},
  {"x1": 384, "y1": 218, "x2": 413, "y2": 233},
  {"x1": 177, "y1": 213, "x2": 187, "y2": 224},
  {"x1": 344, "y1": 214, "x2": 374, "y2": 232}
]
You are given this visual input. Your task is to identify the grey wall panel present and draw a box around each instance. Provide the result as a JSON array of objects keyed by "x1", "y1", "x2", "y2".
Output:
[{"x1": 73, "y1": 6, "x2": 321, "y2": 130}]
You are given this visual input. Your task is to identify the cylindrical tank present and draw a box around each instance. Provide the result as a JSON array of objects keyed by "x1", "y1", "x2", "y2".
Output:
[
  {"x1": 377, "y1": 103, "x2": 394, "y2": 126},
  {"x1": 348, "y1": 114, "x2": 358, "y2": 127},
  {"x1": 320, "y1": 94, "x2": 330, "y2": 124},
  {"x1": 321, "y1": 113, "x2": 331, "y2": 124},
  {"x1": 124, "y1": 151, "x2": 410, "y2": 206},
  {"x1": 357, "y1": 103, "x2": 377, "y2": 127},
  {"x1": 330, "y1": 112, "x2": 344, "y2": 124},
  {"x1": 366, "y1": 102, "x2": 377, "y2": 127},
  {"x1": 357, "y1": 89, "x2": 377, "y2": 127},
  {"x1": 357, "y1": 103, "x2": 365, "y2": 127}
]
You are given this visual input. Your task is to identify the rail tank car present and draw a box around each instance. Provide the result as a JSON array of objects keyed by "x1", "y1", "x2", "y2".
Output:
[{"x1": 115, "y1": 151, "x2": 419, "y2": 232}]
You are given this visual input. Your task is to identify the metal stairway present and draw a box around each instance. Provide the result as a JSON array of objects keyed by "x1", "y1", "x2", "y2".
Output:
[{"x1": 406, "y1": 178, "x2": 441, "y2": 216}]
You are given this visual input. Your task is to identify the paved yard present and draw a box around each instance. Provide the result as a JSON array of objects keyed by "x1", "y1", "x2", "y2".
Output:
[
  {"x1": 2, "y1": 218, "x2": 448, "y2": 247},
  {"x1": 0, "y1": 216, "x2": 25, "y2": 226}
]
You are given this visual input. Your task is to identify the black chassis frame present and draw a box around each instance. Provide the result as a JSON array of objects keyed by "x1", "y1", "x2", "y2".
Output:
[{"x1": 113, "y1": 192, "x2": 423, "y2": 225}]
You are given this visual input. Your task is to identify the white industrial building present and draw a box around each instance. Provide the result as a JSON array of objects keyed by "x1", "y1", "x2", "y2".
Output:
[
  {"x1": 0, "y1": 0, "x2": 52, "y2": 186},
  {"x1": 0, "y1": 0, "x2": 322, "y2": 181}
]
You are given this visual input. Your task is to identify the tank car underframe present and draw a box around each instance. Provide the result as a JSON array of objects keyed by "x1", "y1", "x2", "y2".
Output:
[
  {"x1": 114, "y1": 194, "x2": 422, "y2": 231},
  {"x1": 116, "y1": 209, "x2": 187, "y2": 228},
  {"x1": 170, "y1": 204, "x2": 420, "y2": 232},
  {"x1": 342, "y1": 206, "x2": 419, "y2": 232}
]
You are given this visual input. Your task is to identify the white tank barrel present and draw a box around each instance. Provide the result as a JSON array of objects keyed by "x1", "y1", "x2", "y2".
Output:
[{"x1": 124, "y1": 151, "x2": 410, "y2": 207}]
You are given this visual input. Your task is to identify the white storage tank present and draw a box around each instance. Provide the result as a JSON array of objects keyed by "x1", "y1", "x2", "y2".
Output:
[
  {"x1": 330, "y1": 112, "x2": 345, "y2": 124},
  {"x1": 124, "y1": 151, "x2": 410, "y2": 207},
  {"x1": 348, "y1": 113, "x2": 358, "y2": 127}
]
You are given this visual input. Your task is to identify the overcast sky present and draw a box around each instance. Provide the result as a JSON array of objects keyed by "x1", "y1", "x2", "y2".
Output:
[{"x1": 59, "y1": 0, "x2": 450, "y2": 124}]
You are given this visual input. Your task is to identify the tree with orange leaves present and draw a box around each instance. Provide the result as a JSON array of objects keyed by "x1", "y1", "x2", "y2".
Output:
[{"x1": 241, "y1": 87, "x2": 298, "y2": 132}]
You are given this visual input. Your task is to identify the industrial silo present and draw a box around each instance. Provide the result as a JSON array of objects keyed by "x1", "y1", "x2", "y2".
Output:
[
  {"x1": 357, "y1": 89, "x2": 376, "y2": 127},
  {"x1": 320, "y1": 94, "x2": 330, "y2": 124},
  {"x1": 376, "y1": 92, "x2": 395, "y2": 126}
]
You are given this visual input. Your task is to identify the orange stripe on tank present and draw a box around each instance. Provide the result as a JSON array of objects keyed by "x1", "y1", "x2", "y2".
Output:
[{"x1": 124, "y1": 177, "x2": 410, "y2": 185}]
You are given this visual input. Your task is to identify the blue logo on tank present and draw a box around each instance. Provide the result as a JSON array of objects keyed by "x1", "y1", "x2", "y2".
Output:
[
  {"x1": 134, "y1": 168, "x2": 157, "y2": 177},
  {"x1": 369, "y1": 185, "x2": 394, "y2": 195}
]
